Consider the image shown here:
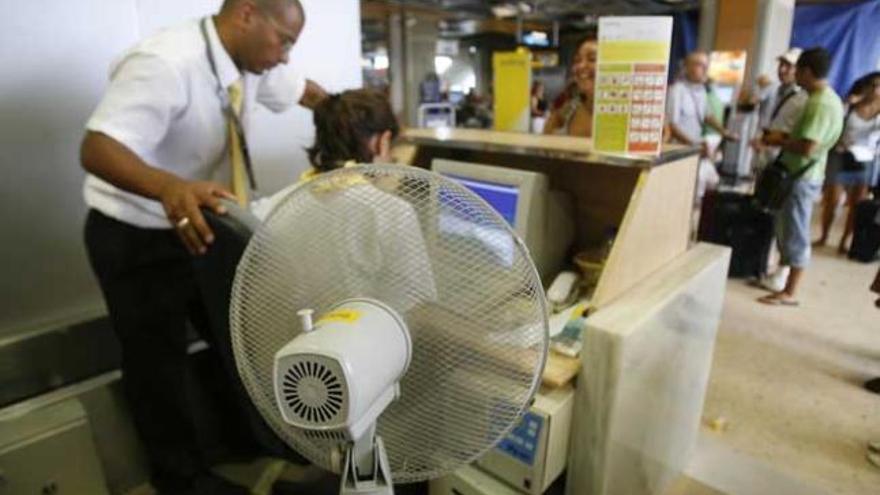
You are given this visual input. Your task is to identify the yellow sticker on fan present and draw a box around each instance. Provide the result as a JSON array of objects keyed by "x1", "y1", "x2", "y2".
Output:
[{"x1": 317, "y1": 309, "x2": 362, "y2": 325}]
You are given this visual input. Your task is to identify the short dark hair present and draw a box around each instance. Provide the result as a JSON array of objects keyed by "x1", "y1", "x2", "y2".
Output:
[
  {"x1": 796, "y1": 47, "x2": 832, "y2": 79},
  {"x1": 222, "y1": 0, "x2": 304, "y2": 22},
  {"x1": 307, "y1": 90, "x2": 399, "y2": 172},
  {"x1": 847, "y1": 74, "x2": 872, "y2": 99}
]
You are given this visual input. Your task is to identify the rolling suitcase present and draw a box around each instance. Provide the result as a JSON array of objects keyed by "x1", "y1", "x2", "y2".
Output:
[
  {"x1": 848, "y1": 199, "x2": 880, "y2": 262},
  {"x1": 699, "y1": 191, "x2": 774, "y2": 278}
]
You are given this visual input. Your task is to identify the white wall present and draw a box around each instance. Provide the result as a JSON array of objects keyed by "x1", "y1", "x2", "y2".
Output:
[
  {"x1": 0, "y1": 0, "x2": 361, "y2": 339},
  {"x1": 251, "y1": 0, "x2": 363, "y2": 188}
]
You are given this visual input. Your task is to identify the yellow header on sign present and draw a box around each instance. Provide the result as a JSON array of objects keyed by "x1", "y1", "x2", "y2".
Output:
[{"x1": 600, "y1": 41, "x2": 670, "y2": 63}]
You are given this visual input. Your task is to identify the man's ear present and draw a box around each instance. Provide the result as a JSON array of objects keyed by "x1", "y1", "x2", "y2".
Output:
[{"x1": 234, "y1": 0, "x2": 259, "y2": 30}]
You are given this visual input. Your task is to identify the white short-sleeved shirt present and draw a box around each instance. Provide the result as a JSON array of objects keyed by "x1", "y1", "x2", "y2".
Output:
[
  {"x1": 764, "y1": 84, "x2": 808, "y2": 134},
  {"x1": 843, "y1": 110, "x2": 880, "y2": 162},
  {"x1": 666, "y1": 81, "x2": 707, "y2": 145},
  {"x1": 755, "y1": 84, "x2": 808, "y2": 167},
  {"x1": 757, "y1": 82, "x2": 782, "y2": 128},
  {"x1": 84, "y1": 17, "x2": 306, "y2": 229}
]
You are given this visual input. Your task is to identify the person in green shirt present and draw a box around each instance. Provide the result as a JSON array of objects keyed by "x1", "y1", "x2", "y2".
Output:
[
  {"x1": 703, "y1": 79, "x2": 725, "y2": 138},
  {"x1": 759, "y1": 47, "x2": 843, "y2": 306}
]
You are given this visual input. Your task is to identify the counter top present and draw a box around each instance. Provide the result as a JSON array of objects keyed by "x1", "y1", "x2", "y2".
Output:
[{"x1": 401, "y1": 128, "x2": 699, "y2": 168}]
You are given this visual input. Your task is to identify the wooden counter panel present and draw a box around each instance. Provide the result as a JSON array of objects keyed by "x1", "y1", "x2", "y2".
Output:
[{"x1": 592, "y1": 155, "x2": 698, "y2": 307}]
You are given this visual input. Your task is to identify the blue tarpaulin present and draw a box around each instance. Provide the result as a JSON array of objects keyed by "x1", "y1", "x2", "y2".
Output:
[{"x1": 791, "y1": 0, "x2": 880, "y2": 96}]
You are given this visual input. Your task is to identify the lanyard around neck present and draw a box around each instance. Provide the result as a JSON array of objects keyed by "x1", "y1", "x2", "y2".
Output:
[
  {"x1": 200, "y1": 17, "x2": 258, "y2": 192},
  {"x1": 684, "y1": 84, "x2": 705, "y2": 124}
]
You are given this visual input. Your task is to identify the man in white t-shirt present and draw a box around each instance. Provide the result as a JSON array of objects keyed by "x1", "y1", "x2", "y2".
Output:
[
  {"x1": 666, "y1": 51, "x2": 736, "y2": 148},
  {"x1": 667, "y1": 51, "x2": 737, "y2": 201},
  {"x1": 752, "y1": 48, "x2": 809, "y2": 173},
  {"x1": 79, "y1": 1, "x2": 326, "y2": 493}
]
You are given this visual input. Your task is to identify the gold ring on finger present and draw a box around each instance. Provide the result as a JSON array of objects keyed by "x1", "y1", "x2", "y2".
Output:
[{"x1": 176, "y1": 217, "x2": 191, "y2": 229}]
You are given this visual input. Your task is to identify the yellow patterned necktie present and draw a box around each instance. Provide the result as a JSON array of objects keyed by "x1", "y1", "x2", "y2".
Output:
[{"x1": 227, "y1": 80, "x2": 248, "y2": 206}]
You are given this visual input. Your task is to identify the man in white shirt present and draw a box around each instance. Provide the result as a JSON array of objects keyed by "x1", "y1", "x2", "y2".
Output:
[
  {"x1": 667, "y1": 51, "x2": 736, "y2": 202},
  {"x1": 666, "y1": 51, "x2": 736, "y2": 148},
  {"x1": 79, "y1": 1, "x2": 326, "y2": 493},
  {"x1": 752, "y1": 48, "x2": 808, "y2": 171}
]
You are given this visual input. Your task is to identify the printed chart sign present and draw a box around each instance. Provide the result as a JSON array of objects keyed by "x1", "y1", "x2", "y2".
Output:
[{"x1": 594, "y1": 17, "x2": 673, "y2": 155}]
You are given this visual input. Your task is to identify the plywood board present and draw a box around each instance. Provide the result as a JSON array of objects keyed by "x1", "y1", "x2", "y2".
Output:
[{"x1": 592, "y1": 155, "x2": 698, "y2": 307}]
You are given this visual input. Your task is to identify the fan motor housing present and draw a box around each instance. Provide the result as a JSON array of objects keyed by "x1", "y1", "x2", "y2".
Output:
[{"x1": 273, "y1": 299, "x2": 411, "y2": 441}]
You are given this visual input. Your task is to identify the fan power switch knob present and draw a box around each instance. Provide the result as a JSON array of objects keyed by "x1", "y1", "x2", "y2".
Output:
[{"x1": 298, "y1": 309, "x2": 315, "y2": 332}]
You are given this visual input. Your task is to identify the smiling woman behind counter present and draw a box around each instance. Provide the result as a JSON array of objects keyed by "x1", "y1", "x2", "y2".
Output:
[{"x1": 544, "y1": 37, "x2": 597, "y2": 138}]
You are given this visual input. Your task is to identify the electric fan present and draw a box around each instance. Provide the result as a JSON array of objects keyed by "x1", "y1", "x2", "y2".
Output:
[{"x1": 230, "y1": 164, "x2": 548, "y2": 494}]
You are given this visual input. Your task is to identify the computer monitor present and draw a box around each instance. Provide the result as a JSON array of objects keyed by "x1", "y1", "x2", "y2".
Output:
[{"x1": 432, "y1": 159, "x2": 574, "y2": 282}]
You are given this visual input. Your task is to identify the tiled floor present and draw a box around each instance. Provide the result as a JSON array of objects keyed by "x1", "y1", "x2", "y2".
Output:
[{"x1": 700, "y1": 235, "x2": 880, "y2": 494}]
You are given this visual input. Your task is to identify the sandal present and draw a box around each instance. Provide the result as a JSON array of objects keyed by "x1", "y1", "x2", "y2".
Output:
[{"x1": 758, "y1": 293, "x2": 800, "y2": 306}]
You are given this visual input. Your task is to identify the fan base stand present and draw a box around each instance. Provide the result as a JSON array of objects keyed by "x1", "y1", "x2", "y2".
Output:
[{"x1": 340, "y1": 435, "x2": 394, "y2": 495}]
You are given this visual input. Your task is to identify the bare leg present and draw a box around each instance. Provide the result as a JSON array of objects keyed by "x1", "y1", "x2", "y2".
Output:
[
  {"x1": 815, "y1": 184, "x2": 842, "y2": 246},
  {"x1": 839, "y1": 184, "x2": 869, "y2": 253},
  {"x1": 783, "y1": 267, "x2": 804, "y2": 298},
  {"x1": 757, "y1": 267, "x2": 803, "y2": 305},
  {"x1": 762, "y1": 180, "x2": 815, "y2": 306}
]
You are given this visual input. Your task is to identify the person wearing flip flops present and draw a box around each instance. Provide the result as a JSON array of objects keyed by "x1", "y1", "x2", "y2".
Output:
[
  {"x1": 757, "y1": 48, "x2": 844, "y2": 307},
  {"x1": 751, "y1": 48, "x2": 808, "y2": 292}
]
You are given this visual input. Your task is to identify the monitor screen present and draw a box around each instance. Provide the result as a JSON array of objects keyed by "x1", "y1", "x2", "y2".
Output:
[
  {"x1": 437, "y1": 175, "x2": 520, "y2": 267},
  {"x1": 445, "y1": 175, "x2": 519, "y2": 226},
  {"x1": 431, "y1": 158, "x2": 573, "y2": 281}
]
